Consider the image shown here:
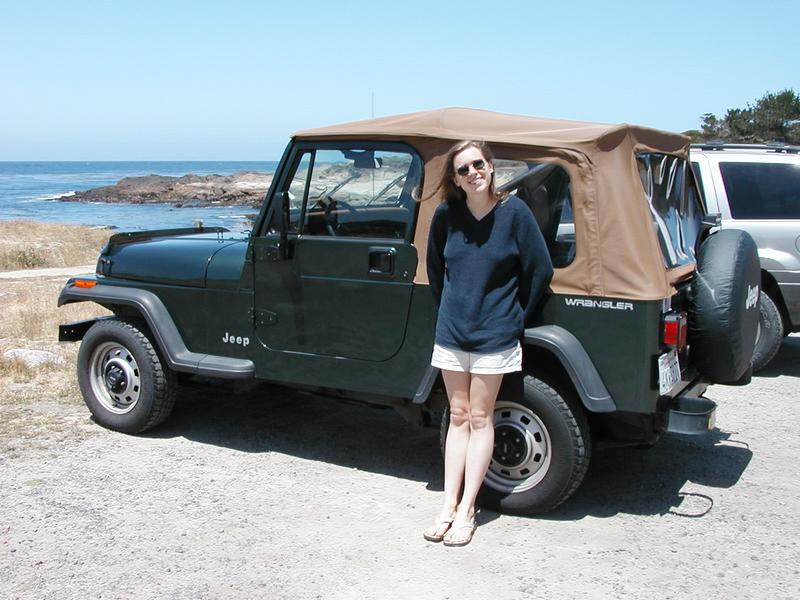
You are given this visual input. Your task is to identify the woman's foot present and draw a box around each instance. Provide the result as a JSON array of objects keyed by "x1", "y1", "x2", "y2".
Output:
[
  {"x1": 423, "y1": 510, "x2": 456, "y2": 542},
  {"x1": 442, "y1": 516, "x2": 477, "y2": 547}
]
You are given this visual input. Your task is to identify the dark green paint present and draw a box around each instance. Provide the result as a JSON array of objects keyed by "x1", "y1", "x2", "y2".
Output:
[
  {"x1": 537, "y1": 295, "x2": 665, "y2": 414},
  {"x1": 253, "y1": 235, "x2": 416, "y2": 362},
  {"x1": 104, "y1": 232, "x2": 246, "y2": 288}
]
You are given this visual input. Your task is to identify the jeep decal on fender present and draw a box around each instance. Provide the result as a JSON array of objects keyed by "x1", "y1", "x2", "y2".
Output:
[
  {"x1": 564, "y1": 297, "x2": 634, "y2": 311},
  {"x1": 223, "y1": 332, "x2": 250, "y2": 347}
]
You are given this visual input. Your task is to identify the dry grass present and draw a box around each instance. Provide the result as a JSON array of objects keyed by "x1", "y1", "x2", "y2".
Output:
[
  {"x1": 0, "y1": 220, "x2": 111, "y2": 271},
  {"x1": 0, "y1": 279, "x2": 105, "y2": 448},
  {"x1": 1, "y1": 279, "x2": 109, "y2": 342},
  {"x1": 0, "y1": 224, "x2": 114, "y2": 447}
]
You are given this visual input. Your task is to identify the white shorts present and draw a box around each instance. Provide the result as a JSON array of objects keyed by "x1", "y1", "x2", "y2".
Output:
[{"x1": 431, "y1": 342, "x2": 522, "y2": 375}]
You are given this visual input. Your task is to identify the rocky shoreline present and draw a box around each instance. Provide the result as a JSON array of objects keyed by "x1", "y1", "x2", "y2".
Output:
[{"x1": 61, "y1": 171, "x2": 273, "y2": 207}]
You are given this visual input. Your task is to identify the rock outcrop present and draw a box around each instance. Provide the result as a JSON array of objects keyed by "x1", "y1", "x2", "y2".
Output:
[{"x1": 63, "y1": 171, "x2": 273, "y2": 207}]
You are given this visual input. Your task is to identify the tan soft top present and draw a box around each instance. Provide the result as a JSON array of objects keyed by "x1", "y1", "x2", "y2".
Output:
[{"x1": 295, "y1": 108, "x2": 694, "y2": 301}]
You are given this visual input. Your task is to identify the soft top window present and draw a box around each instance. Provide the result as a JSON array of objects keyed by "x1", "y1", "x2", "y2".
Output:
[
  {"x1": 637, "y1": 153, "x2": 704, "y2": 268},
  {"x1": 496, "y1": 159, "x2": 575, "y2": 268}
]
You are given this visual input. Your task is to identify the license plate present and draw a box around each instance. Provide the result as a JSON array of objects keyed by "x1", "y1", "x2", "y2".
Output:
[{"x1": 658, "y1": 350, "x2": 681, "y2": 395}]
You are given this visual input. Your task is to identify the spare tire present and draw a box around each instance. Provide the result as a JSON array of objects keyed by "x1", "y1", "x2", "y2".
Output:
[{"x1": 689, "y1": 229, "x2": 760, "y2": 384}]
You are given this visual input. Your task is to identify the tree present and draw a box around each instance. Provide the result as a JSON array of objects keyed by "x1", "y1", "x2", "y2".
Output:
[{"x1": 697, "y1": 89, "x2": 800, "y2": 144}]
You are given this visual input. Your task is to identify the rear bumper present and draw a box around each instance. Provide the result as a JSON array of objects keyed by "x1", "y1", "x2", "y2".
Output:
[{"x1": 666, "y1": 396, "x2": 716, "y2": 435}]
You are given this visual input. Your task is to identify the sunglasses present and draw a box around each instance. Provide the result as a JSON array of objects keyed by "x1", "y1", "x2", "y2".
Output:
[{"x1": 455, "y1": 159, "x2": 486, "y2": 177}]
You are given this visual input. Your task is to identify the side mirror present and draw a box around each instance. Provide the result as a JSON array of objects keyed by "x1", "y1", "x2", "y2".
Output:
[
  {"x1": 696, "y1": 213, "x2": 722, "y2": 256},
  {"x1": 262, "y1": 191, "x2": 292, "y2": 262}
]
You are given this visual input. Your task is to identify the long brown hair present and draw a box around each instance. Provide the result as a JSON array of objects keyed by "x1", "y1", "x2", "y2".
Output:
[{"x1": 431, "y1": 140, "x2": 506, "y2": 204}]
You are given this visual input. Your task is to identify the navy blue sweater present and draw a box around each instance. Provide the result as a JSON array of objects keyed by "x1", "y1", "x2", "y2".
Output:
[{"x1": 427, "y1": 195, "x2": 554, "y2": 353}]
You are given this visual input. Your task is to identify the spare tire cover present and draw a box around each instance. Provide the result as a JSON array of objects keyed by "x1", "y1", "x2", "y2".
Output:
[{"x1": 689, "y1": 229, "x2": 760, "y2": 383}]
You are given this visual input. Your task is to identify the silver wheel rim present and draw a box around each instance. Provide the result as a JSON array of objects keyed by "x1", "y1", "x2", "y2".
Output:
[
  {"x1": 88, "y1": 342, "x2": 141, "y2": 415},
  {"x1": 485, "y1": 400, "x2": 552, "y2": 493}
]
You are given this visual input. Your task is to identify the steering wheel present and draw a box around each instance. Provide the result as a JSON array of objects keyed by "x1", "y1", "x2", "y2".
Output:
[{"x1": 333, "y1": 198, "x2": 359, "y2": 215}]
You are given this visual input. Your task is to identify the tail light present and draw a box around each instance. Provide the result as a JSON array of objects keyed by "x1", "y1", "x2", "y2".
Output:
[{"x1": 662, "y1": 311, "x2": 688, "y2": 351}]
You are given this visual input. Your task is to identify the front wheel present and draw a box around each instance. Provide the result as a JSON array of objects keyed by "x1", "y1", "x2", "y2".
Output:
[
  {"x1": 440, "y1": 374, "x2": 591, "y2": 514},
  {"x1": 77, "y1": 318, "x2": 176, "y2": 433}
]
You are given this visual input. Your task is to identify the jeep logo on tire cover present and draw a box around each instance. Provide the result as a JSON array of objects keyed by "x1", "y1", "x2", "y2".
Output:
[{"x1": 746, "y1": 285, "x2": 759, "y2": 310}]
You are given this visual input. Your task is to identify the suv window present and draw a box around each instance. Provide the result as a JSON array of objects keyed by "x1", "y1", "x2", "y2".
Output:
[
  {"x1": 637, "y1": 153, "x2": 703, "y2": 268},
  {"x1": 719, "y1": 162, "x2": 800, "y2": 219},
  {"x1": 270, "y1": 147, "x2": 420, "y2": 240},
  {"x1": 496, "y1": 159, "x2": 576, "y2": 268}
]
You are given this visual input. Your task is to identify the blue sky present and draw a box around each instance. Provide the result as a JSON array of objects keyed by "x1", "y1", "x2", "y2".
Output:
[{"x1": 2, "y1": 0, "x2": 798, "y2": 160}]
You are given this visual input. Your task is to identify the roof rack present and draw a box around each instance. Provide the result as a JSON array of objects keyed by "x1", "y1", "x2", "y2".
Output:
[{"x1": 691, "y1": 142, "x2": 800, "y2": 154}]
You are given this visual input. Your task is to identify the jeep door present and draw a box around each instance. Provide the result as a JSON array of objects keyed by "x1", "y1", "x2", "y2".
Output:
[{"x1": 252, "y1": 142, "x2": 421, "y2": 368}]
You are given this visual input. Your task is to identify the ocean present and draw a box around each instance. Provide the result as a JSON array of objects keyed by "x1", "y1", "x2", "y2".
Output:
[{"x1": 0, "y1": 161, "x2": 280, "y2": 232}]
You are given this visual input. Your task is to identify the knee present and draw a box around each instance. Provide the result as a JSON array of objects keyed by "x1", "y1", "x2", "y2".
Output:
[
  {"x1": 449, "y1": 404, "x2": 470, "y2": 428},
  {"x1": 468, "y1": 407, "x2": 493, "y2": 431}
]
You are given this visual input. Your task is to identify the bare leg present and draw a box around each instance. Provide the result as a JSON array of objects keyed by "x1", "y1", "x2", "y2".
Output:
[
  {"x1": 442, "y1": 369, "x2": 472, "y2": 512},
  {"x1": 424, "y1": 369, "x2": 470, "y2": 540},
  {"x1": 446, "y1": 373, "x2": 504, "y2": 544}
]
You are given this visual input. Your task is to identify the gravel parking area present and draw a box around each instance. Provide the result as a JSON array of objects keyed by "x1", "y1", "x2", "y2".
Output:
[{"x1": 2, "y1": 336, "x2": 799, "y2": 600}]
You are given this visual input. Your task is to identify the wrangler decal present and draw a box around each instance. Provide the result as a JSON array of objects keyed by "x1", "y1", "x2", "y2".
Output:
[{"x1": 564, "y1": 297, "x2": 635, "y2": 311}]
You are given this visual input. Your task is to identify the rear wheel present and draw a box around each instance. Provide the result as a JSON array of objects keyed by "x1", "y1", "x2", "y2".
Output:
[
  {"x1": 752, "y1": 291, "x2": 784, "y2": 371},
  {"x1": 77, "y1": 318, "x2": 176, "y2": 433},
  {"x1": 440, "y1": 374, "x2": 591, "y2": 514}
]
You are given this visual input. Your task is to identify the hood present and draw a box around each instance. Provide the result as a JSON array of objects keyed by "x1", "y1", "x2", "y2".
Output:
[{"x1": 99, "y1": 227, "x2": 248, "y2": 287}]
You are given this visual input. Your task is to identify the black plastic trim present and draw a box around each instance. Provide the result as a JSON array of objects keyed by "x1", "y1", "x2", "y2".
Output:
[
  {"x1": 523, "y1": 324, "x2": 616, "y2": 413},
  {"x1": 59, "y1": 317, "x2": 112, "y2": 342},
  {"x1": 413, "y1": 365, "x2": 439, "y2": 404},
  {"x1": 58, "y1": 283, "x2": 254, "y2": 379}
]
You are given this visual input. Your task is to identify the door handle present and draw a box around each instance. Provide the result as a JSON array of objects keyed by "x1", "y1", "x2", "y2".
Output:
[{"x1": 368, "y1": 247, "x2": 396, "y2": 276}]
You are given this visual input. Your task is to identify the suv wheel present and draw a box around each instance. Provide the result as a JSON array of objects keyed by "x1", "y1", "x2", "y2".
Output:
[
  {"x1": 440, "y1": 374, "x2": 591, "y2": 514},
  {"x1": 77, "y1": 318, "x2": 176, "y2": 433},
  {"x1": 752, "y1": 291, "x2": 784, "y2": 371}
]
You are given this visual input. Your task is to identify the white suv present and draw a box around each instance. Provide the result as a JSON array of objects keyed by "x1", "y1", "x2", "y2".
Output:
[{"x1": 691, "y1": 143, "x2": 800, "y2": 370}]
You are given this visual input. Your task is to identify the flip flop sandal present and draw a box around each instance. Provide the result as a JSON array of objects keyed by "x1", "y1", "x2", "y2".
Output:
[
  {"x1": 423, "y1": 517, "x2": 454, "y2": 542},
  {"x1": 442, "y1": 519, "x2": 476, "y2": 547}
]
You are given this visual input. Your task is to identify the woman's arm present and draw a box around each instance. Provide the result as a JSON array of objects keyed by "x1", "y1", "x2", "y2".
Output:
[
  {"x1": 426, "y1": 205, "x2": 448, "y2": 307},
  {"x1": 517, "y1": 207, "x2": 554, "y2": 324}
]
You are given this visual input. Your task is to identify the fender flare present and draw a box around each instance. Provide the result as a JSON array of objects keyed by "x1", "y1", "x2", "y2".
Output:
[
  {"x1": 522, "y1": 324, "x2": 616, "y2": 413},
  {"x1": 413, "y1": 325, "x2": 616, "y2": 413},
  {"x1": 58, "y1": 282, "x2": 254, "y2": 379}
]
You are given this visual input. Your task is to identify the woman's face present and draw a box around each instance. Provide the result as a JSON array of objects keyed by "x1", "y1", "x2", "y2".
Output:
[{"x1": 453, "y1": 146, "x2": 493, "y2": 197}]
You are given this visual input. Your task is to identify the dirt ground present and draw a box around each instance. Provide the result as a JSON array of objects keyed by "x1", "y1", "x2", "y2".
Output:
[{"x1": 2, "y1": 332, "x2": 799, "y2": 600}]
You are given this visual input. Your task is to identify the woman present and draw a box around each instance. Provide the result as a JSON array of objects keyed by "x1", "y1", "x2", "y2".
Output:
[{"x1": 424, "y1": 140, "x2": 553, "y2": 546}]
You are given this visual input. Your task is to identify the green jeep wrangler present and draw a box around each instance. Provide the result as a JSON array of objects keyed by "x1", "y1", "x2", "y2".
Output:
[{"x1": 59, "y1": 108, "x2": 760, "y2": 514}]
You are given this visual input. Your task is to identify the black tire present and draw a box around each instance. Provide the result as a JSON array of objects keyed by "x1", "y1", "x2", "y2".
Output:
[
  {"x1": 689, "y1": 229, "x2": 760, "y2": 383},
  {"x1": 752, "y1": 291, "x2": 784, "y2": 372},
  {"x1": 440, "y1": 373, "x2": 591, "y2": 515},
  {"x1": 77, "y1": 318, "x2": 176, "y2": 433}
]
